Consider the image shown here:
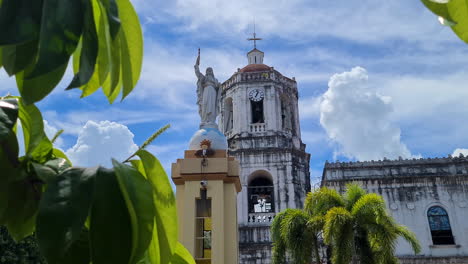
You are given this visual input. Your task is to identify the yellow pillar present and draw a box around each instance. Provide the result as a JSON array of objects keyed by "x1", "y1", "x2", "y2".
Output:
[{"x1": 172, "y1": 150, "x2": 241, "y2": 264}]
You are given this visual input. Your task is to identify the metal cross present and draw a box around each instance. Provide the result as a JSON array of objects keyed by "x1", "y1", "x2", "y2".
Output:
[{"x1": 247, "y1": 23, "x2": 262, "y2": 49}]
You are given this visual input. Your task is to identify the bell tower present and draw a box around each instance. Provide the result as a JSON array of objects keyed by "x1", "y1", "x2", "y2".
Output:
[{"x1": 218, "y1": 36, "x2": 311, "y2": 263}]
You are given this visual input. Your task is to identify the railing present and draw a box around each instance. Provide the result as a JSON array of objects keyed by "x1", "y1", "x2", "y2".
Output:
[
  {"x1": 250, "y1": 123, "x2": 266, "y2": 133},
  {"x1": 220, "y1": 70, "x2": 297, "y2": 91},
  {"x1": 247, "y1": 213, "x2": 275, "y2": 224}
]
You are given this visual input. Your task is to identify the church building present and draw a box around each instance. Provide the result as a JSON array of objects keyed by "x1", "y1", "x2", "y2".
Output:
[
  {"x1": 322, "y1": 155, "x2": 468, "y2": 263},
  {"x1": 218, "y1": 39, "x2": 311, "y2": 263}
]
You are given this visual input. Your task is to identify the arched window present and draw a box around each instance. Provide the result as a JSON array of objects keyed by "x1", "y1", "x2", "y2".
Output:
[
  {"x1": 427, "y1": 206, "x2": 455, "y2": 245},
  {"x1": 223, "y1": 98, "x2": 233, "y2": 132},
  {"x1": 251, "y1": 100, "x2": 264, "y2": 124},
  {"x1": 248, "y1": 176, "x2": 274, "y2": 213}
]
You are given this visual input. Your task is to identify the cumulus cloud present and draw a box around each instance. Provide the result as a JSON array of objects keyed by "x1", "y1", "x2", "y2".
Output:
[
  {"x1": 320, "y1": 67, "x2": 411, "y2": 161},
  {"x1": 65, "y1": 121, "x2": 138, "y2": 167},
  {"x1": 452, "y1": 148, "x2": 468, "y2": 157}
]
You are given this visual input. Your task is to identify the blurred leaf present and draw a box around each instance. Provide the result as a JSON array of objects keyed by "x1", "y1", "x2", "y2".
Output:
[
  {"x1": 421, "y1": 0, "x2": 454, "y2": 21},
  {"x1": 0, "y1": 130, "x2": 20, "y2": 183},
  {"x1": 67, "y1": 0, "x2": 98, "y2": 90},
  {"x1": 60, "y1": 228, "x2": 91, "y2": 264},
  {"x1": 36, "y1": 167, "x2": 97, "y2": 264},
  {"x1": 0, "y1": 98, "x2": 18, "y2": 140},
  {"x1": 170, "y1": 243, "x2": 196, "y2": 264},
  {"x1": 135, "y1": 150, "x2": 177, "y2": 264},
  {"x1": 113, "y1": 159, "x2": 155, "y2": 264},
  {"x1": 17, "y1": 99, "x2": 52, "y2": 162},
  {"x1": 45, "y1": 158, "x2": 71, "y2": 173},
  {"x1": 90, "y1": 167, "x2": 132, "y2": 264},
  {"x1": 4, "y1": 177, "x2": 40, "y2": 241},
  {"x1": 52, "y1": 148, "x2": 72, "y2": 165},
  {"x1": 26, "y1": 0, "x2": 83, "y2": 78},
  {"x1": 31, "y1": 162, "x2": 57, "y2": 182},
  {"x1": 102, "y1": 30, "x2": 122, "y2": 104},
  {"x1": 17, "y1": 62, "x2": 68, "y2": 105},
  {"x1": 117, "y1": 0, "x2": 143, "y2": 100},
  {"x1": 2, "y1": 39, "x2": 38, "y2": 76},
  {"x1": 447, "y1": 0, "x2": 468, "y2": 43},
  {"x1": 0, "y1": 0, "x2": 42, "y2": 45}
]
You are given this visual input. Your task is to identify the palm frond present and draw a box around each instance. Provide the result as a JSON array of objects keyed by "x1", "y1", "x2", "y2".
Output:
[
  {"x1": 280, "y1": 209, "x2": 314, "y2": 264},
  {"x1": 344, "y1": 183, "x2": 367, "y2": 211},
  {"x1": 323, "y1": 207, "x2": 354, "y2": 264},
  {"x1": 50, "y1": 129, "x2": 64, "y2": 144},
  {"x1": 304, "y1": 187, "x2": 345, "y2": 217},
  {"x1": 271, "y1": 209, "x2": 292, "y2": 264},
  {"x1": 123, "y1": 124, "x2": 170, "y2": 162},
  {"x1": 395, "y1": 225, "x2": 421, "y2": 254}
]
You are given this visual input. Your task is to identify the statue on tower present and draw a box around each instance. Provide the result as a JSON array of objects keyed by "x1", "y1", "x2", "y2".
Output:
[{"x1": 194, "y1": 48, "x2": 220, "y2": 128}]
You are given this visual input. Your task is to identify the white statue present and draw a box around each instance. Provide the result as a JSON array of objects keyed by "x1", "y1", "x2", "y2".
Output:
[{"x1": 194, "y1": 49, "x2": 220, "y2": 128}]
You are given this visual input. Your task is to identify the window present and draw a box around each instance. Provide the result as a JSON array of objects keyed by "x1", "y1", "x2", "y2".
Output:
[
  {"x1": 195, "y1": 189, "x2": 212, "y2": 263},
  {"x1": 248, "y1": 177, "x2": 274, "y2": 213},
  {"x1": 427, "y1": 206, "x2": 455, "y2": 245},
  {"x1": 251, "y1": 100, "x2": 264, "y2": 123}
]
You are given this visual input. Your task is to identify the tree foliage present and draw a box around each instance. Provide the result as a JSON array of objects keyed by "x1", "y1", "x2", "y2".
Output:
[
  {"x1": 421, "y1": 0, "x2": 468, "y2": 43},
  {"x1": 0, "y1": 0, "x2": 195, "y2": 263},
  {"x1": 271, "y1": 184, "x2": 421, "y2": 264}
]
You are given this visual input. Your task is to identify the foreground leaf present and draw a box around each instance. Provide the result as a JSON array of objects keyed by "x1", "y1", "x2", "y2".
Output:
[
  {"x1": 113, "y1": 159, "x2": 155, "y2": 264},
  {"x1": 36, "y1": 167, "x2": 97, "y2": 264},
  {"x1": 170, "y1": 243, "x2": 196, "y2": 264},
  {"x1": 90, "y1": 167, "x2": 132, "y2": 264},
  {"x1": 135, "y1": 150, "x2": 178, "y2": 264}
]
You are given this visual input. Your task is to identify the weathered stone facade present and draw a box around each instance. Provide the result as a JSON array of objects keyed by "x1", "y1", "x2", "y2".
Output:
[
  {"x1": 322, "y1": 155, "x2": 468, "y2": 263},
  {"x1": 219, "y1": 48, "x2": 311, "y2": 263}
]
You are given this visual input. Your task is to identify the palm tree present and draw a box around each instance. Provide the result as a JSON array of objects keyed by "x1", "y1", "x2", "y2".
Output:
[{"x1": 271, "y1": 184, "x2": 421, "y2": 264}]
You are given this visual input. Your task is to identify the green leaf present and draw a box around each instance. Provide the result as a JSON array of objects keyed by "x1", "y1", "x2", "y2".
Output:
[
  {"x1": 66, "y1": 0, "x2": 98, "y2": 90},
  {"x1": 447, "y1": 0, "x2": 468, "y2": 43},
  {"x1": 90, "y1": 167, "x2": 132, "y2": 264},
  {"x1": 79, "y1": 1, "x2": 110, "y2": 98},
  {"x1": 45, "y1": 157, "x2": 71, "y2": 173},
  {"x1": 17, "y1": 99, "x2": 53, "y2": 162},
  {"x1": 53, "y1": 148, "x2": 72, "y2": 165},
  {"x1": 0, "y1": 129, "x2": 20, "y2": 183},
  {"x1": 36, "y1": 167, "x2": 97, "y2": 264},
  {"x1": 102, "y1": 31, "x2": 122, "y2": 104},
  {"x1": 170, "y1": 243, "x2": 196, "y2": 264},
  {"x1": 116, "y1": 0, "x2": 143, "y2": 100},
  {"x1": 31, "y1": 162, "x2": 57, "y2": 182},
  {"x1": 25, "y1": 0, "x2": 83, "y2": 79},
  {"x1": 99, "y1": 0, "x2": 121, "y2": 39},
  {"x1": 112, "y1": 159, "x2": 155, "y2": 264},
  {"x1": 135, "y1": 150, "x2": 178, "y2": 264},
  {"x1": 61, "y1": 228, "x2": 92, "y2": 264},
  {"x1": 0, "y1": 0, "x2": 42, "y2": 45},
  {"x1": 17, "y1": 61, "x2": 68, "y2": 105},
  {"x1": 4, "y1": 176, "x2": 40, "y2": 241},
  {"x1": 0, "y1": 98, "x2": 19, "y2": 140},
  {"x1": 421, "y1": 0, "x2": 455, "y2": 22},
  {"x1": 2, "y1": 39, "x2": 39, "y2": 76}
]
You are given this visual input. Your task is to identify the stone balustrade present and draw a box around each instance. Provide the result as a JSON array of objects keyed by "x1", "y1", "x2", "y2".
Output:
[
  {"x1": 220, "y1": 70, "x2": 296, "y2": 91},
  {"x1": 250, "y1": 123, "x2": 266, "y2": 133},
  {"x1": 247, "y1": 212, "x2": 275, "y2": 225}
]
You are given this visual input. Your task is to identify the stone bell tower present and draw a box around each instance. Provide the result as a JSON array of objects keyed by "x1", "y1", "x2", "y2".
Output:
[{"x1": 218, "y1": 36, "x2": 311, "y2": 263}]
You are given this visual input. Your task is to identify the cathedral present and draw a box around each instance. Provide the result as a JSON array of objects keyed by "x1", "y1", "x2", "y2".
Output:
[
  {"x1": 214, "y1": 38, "x2": 468, "y2": 264},
  {"x1": 218, "y1": 43, "x2": 311, "y2": 263}
]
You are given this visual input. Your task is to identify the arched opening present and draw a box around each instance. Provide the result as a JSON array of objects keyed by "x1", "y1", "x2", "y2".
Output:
[
  {"x1": 280, "y1": 97, "x2": 292, "y2": 131},
  {"x1": 251, "y1": 100, "x2": 264, "y2": 124},
  {"x1": 427, "y1": 206, "x2": 455, "y2": 245},
  {"x1": 248, "y1": 174, "x2": 274, "y2": 213},
  {"x1": 223, "y1": 98, "x2": 233, "y2": 132}
]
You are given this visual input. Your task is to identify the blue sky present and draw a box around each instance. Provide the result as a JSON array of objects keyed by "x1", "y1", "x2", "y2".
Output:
[{"x1": 1, "y1": 0, "x2": 468, "y2": 185}]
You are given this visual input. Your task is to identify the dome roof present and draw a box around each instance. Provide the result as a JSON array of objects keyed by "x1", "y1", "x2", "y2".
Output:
[
  {"x1": 239, "y1": 64, "x2": 271, "y2": 73},
  {"x1": 188, "y1": 127, "x2": 228, "y2": 150}
]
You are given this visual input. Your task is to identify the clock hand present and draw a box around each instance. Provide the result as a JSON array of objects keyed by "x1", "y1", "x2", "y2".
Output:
[{"x1": 255, "y1": 91, "x2": 259, "y2": 98}]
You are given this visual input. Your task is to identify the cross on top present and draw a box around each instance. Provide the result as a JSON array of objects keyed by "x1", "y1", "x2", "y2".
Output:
[{"x1": 247, "y1": 23, "x2": 262, "y2": 49}]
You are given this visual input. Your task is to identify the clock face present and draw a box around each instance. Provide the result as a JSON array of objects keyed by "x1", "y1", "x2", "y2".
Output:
[{"x1": 249, "y1": 89, "x2": 264, "y2": 102}]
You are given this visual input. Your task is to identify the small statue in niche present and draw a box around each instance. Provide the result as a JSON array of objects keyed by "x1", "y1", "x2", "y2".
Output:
[{"x1": 195, "y1": 139, "x2": 215, "y2": 158}]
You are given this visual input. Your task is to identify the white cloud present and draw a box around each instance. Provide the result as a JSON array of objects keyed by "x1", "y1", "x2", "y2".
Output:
[
  {"x1": 320, "y1": 67, "x2": 412, "y2": 161},
  {"x1": 65, "y1": 120, "x2": 138, "y2": 167},
  {"x1": 452, "y1": 148, "x2": 468, "y2": 157},
  {"x1": 299, "y1": 96, "x2": 322, "y2": 120},
  {"x1": 139, "y1": 0, "x2": 459, "y2": 46}
]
